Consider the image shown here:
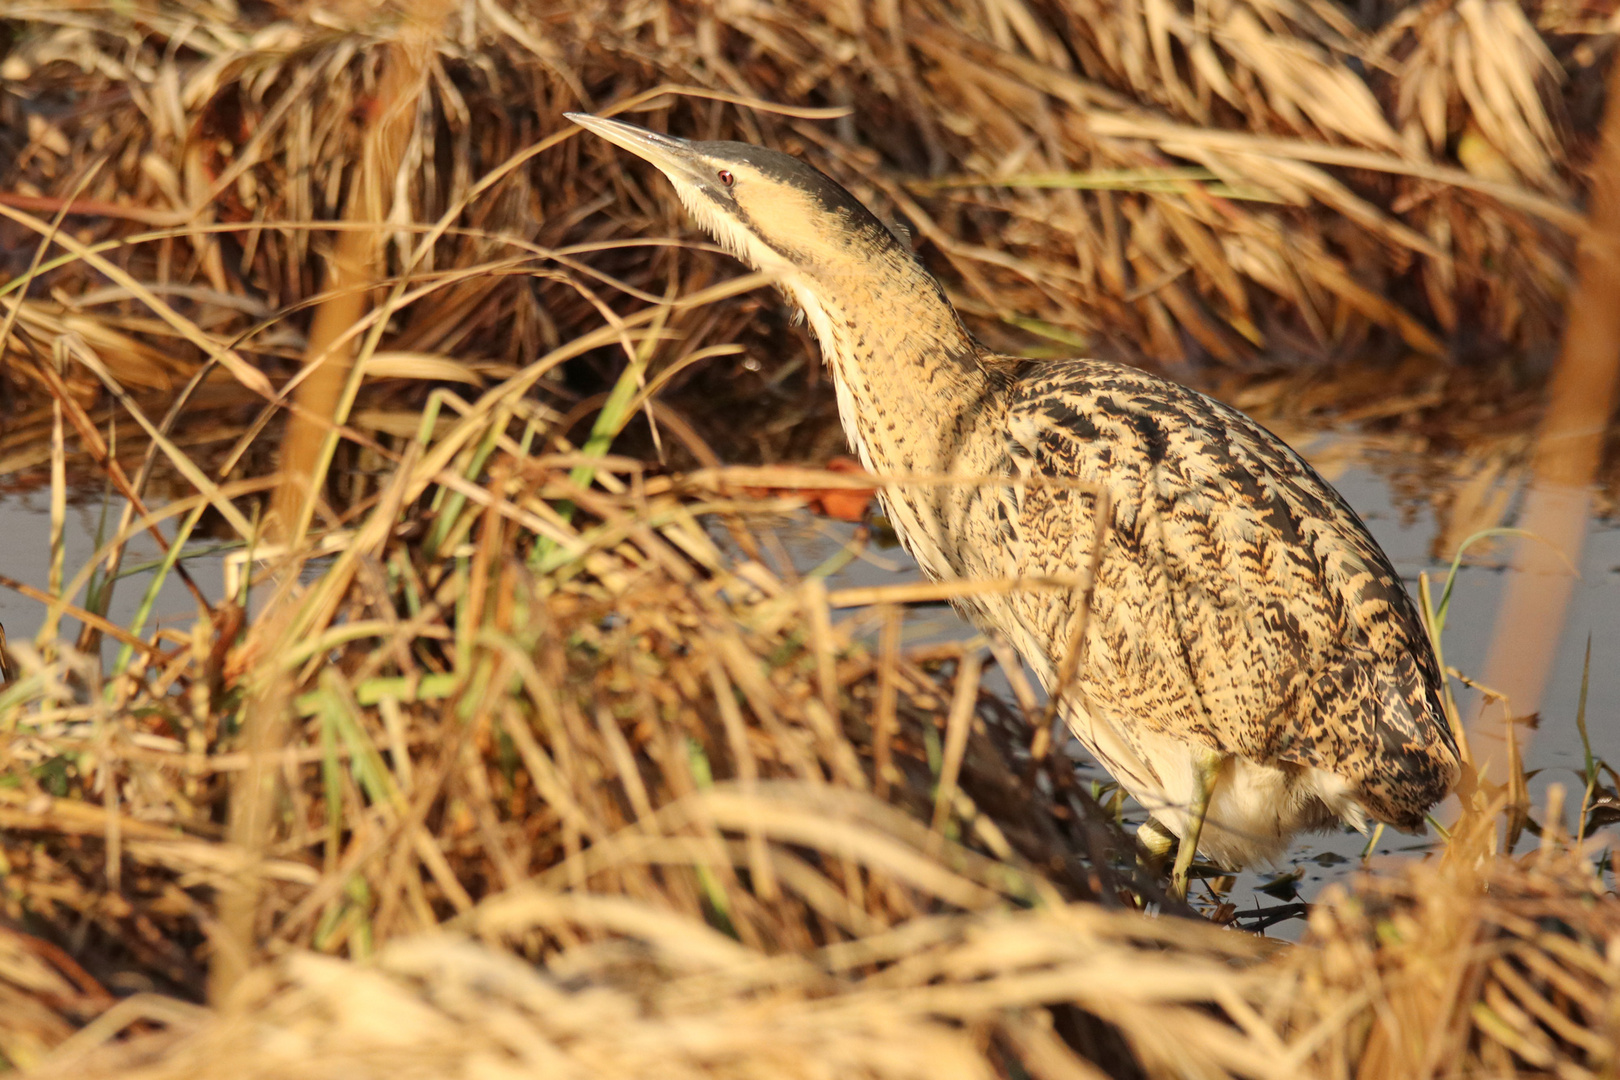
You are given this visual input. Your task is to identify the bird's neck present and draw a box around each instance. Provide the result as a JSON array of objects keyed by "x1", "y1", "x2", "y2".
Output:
[{"x1": 787, "y1": 255, "x2": 988, "y2": 477}]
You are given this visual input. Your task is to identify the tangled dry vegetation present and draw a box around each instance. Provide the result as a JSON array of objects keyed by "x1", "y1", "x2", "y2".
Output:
[
  {"x1": 0, "y1": 437, "x2": 1615, "y2": 1078},
  {"x1": 1, "y1": 0, "x2": 1617, "y2": 477},
  {"x1": 1, "y1": 425, "x2": 1616, "y2": 1078},
  {"x1": 1, "y1": 0, "x2": 1619, "y2": 1077}
]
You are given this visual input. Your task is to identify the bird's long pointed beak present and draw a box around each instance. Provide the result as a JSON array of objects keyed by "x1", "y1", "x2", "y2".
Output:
[{"x1": 565, "y1": 113, "x2": 697, "y2": 172}]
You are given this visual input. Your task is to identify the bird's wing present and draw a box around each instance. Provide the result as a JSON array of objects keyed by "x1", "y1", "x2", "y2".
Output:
[{"x1": 1001, "y1": 361, "x2": 1457, "y2": 825}]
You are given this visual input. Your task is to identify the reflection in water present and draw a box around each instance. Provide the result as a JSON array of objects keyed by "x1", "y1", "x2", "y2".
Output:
[
  {"x1": 1478, "y1": 482, "x2": 1591, "y2": 733},
  {"x1": 1478, "y1": 65, "x2": 1620, "y2": 777}
]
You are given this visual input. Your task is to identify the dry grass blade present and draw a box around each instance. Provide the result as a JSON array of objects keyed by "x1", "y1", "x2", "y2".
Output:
[{"x1": 0, "y1": 203, "x2": 272, "y2": 398}]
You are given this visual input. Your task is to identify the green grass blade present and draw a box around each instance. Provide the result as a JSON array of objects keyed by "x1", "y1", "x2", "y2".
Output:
[{"x1": 112, "y1": 504, "x2": 206, "y2": 678}]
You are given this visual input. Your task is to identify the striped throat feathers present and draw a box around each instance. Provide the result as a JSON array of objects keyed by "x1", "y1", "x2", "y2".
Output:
[{"x1": 566, "y1": 113, "x2": 987, "y2": 481}]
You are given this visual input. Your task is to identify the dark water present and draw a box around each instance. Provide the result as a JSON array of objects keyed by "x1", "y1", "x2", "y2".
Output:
[{"x1": 2, "y1": 440, "x2": 1615, "y2": 933}]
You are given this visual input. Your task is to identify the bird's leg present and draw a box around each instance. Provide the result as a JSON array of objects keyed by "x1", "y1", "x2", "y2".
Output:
[
  {"x1": 1169, "y1": 751, "x2": 1226, "y2": 900},
  {"x1": 1136, "y1": 819, "x2": 1176, "y2": 871}
]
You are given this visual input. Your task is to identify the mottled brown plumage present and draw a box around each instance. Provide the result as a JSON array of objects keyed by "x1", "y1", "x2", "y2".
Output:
[{"x1": 569, "y1": 113, "x2": 1461, "y2": 878}]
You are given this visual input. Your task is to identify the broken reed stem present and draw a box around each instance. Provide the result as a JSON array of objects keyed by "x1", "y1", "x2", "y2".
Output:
[
  {"x1": 873, "y1": 604, "x2": 902, "y2": 801},
  {"x1": 929, "y1": 648, "x2": 983, "y2": 851},
  {"x1": 41, "y1": 342, "x2": 68, "y2": 651},
  {"x1": 223, "y1": 8, "x2": 451, "y2": 998},
  {"x1": 267, "y1": 22, "x2": 437, "y2": 546},
  {"x1": 209, "y1": 648, "x2": 294, "y2": 1004}
]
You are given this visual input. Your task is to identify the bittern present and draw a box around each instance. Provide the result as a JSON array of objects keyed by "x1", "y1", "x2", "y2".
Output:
[{"x1": 568, "y1": 113, "x2": 1461, "y2": 897}]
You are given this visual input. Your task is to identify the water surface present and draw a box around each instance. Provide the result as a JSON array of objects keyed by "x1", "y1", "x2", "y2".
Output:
[{"x1": 2, "y1": 438, "x2": 1614, "y2": 932}]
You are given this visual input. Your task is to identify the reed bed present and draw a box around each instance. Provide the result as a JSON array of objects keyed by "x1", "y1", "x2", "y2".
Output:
[
  {"x1": 1271, "y1": 809, "x2": 1620, "y2": 1078},
  {"x1": 0, "y1": 342, "x2": 1615, "y2": 1076},
  {"x1": 2, "y1": 0, "x2": 1619, "y2": 1077},
  {"x1": 0, "y1": 451, "x2": 1614, "y2": 1077},
  {"x1": 2, "y1": 0, "x2": 1616, "y2": 463},
  {"x1": 10, "y1": 834, "x2": 1613, "y2": 1080},
  {"x1": 2, "y1": 424, "x2": 1611, "y2": 1078}
]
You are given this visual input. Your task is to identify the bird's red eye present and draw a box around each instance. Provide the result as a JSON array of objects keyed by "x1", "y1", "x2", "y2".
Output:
[{"x1": 717, "y1": 169, "x2": 734, "y2": 187}]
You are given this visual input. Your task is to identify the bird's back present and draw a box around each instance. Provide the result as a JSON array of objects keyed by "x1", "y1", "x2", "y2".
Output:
[{"x1": 902, "y1": 356, "x2": 1460, "y2": 831}]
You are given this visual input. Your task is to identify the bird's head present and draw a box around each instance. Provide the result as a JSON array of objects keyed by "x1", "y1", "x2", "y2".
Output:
[{"x1": 566, "y1": 113, "x2": 911, "y2": 290}]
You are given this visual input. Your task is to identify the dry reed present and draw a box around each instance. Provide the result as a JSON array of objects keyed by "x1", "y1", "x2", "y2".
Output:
[
  {"x1": 1, "y1": 0, "x2": 1612, "y2": 420},
  {"x1": 1267, "y1": 801, "x2": 1619, "y2": 1078},
  {"x1": 2, "y1": 2, "x2": 1618, "y2": 1078}
]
